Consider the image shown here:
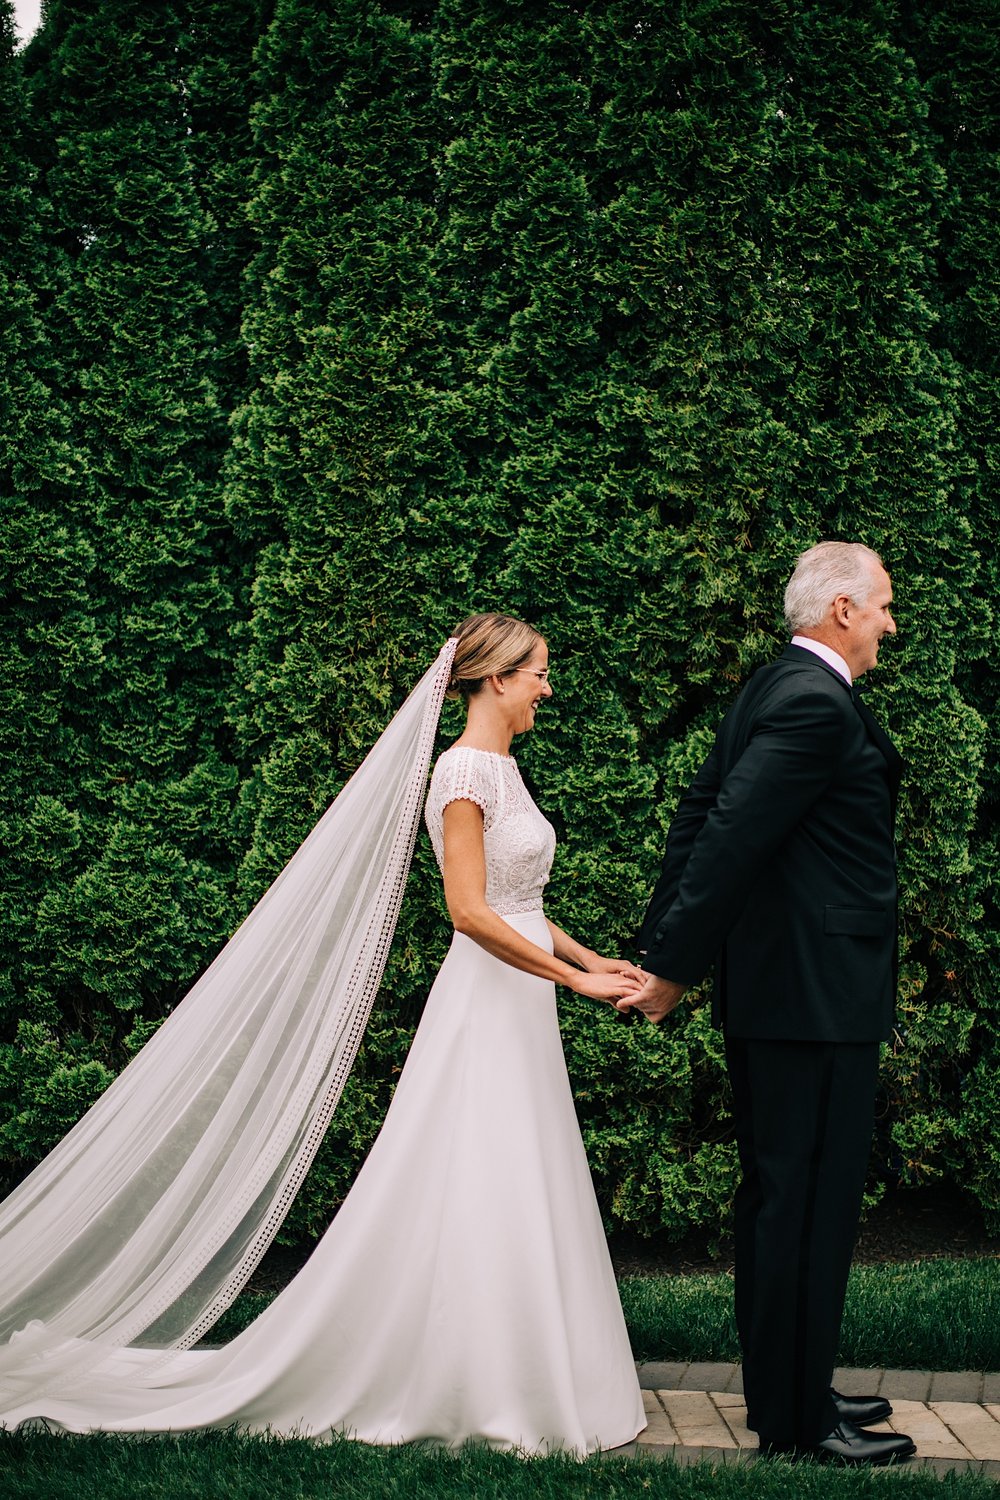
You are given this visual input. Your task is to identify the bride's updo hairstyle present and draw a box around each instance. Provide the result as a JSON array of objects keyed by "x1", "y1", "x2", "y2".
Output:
[{"x1": 447, "y1": 613, "x2": 543, "y2": 702}]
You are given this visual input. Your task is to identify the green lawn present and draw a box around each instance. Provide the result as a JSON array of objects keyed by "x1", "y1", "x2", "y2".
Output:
[
  {"x1": 620, "y1": 1258, "x2": 1000, "y2": 1370},
  {"x1": 0, "y1": 1431, "x2": 995, "y2": 1500}
]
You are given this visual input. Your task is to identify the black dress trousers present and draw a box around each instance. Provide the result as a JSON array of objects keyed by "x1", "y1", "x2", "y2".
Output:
[{"x1": 724, "y1": 1034, "x2": 880, "y2": 1451}]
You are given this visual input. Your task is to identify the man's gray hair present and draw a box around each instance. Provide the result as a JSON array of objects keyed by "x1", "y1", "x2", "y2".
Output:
[{"x1": 783, "y1": 541, "x2": 885, "y2": 633}]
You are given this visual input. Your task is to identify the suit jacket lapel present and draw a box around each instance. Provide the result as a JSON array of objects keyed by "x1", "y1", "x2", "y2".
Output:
[{"x1": 853, "y1": 692, "x2": 904, "y2": 797}]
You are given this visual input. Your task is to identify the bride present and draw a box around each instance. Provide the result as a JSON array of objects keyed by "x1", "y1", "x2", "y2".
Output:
[{"x1": 0, "y1": 613, "x2": 646, "y2": 1455}]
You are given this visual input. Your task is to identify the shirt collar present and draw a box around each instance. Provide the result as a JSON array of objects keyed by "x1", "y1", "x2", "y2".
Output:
[{"x1": 790, "y1": 635, "x2": 853, "y2": 685}]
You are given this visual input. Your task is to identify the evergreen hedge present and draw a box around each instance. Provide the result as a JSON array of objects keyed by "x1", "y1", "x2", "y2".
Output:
[{"x1": 1, "y1": 0, "x2": 996, "y2": 1247}]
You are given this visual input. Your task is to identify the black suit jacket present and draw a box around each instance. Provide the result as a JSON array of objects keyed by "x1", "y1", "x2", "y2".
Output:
[{"x1": 640, "y1": 646, "x2": 903, "y2": 1043}]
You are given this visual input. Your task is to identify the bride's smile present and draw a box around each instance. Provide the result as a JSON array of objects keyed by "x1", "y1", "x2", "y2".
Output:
[{"x1": 506, "y1": 647, "x2": 553, "y2": 736}]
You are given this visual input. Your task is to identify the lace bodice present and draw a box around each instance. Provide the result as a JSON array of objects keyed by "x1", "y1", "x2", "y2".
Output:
[{"x1": 425, "y1": 746, "x2": 556, "y2": 917}]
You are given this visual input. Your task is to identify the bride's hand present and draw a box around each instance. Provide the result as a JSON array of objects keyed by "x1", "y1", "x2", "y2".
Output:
[
  {"x1": 568, "y1": 970, "x2": 644, "y2": 1004},
  {"x1": 585, "y1": 954, "x2": 645, "y2": 983}
]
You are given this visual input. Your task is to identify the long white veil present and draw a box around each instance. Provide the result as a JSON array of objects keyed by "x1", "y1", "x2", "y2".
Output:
[{"x1": 0, "y1": 639, "x2": 457, "y2": 1405}]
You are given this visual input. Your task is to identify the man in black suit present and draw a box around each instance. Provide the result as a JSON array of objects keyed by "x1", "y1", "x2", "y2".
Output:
[{"x1": 621, "y1": 542, "x2": 915, "y2": 1465}]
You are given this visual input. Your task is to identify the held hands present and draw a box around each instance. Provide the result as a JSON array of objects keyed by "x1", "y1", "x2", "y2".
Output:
[
  {"x1": 615, "y1": 973, "x2": 687, "y2": 1023},
  {"x1": 568, "y1": 954, "x2": 645, "y2": 1005}
]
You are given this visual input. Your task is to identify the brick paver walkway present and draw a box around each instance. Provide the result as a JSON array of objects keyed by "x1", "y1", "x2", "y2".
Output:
[{"x1": 622, "y1": 1363, "x2": 1000, "y2": 1476}]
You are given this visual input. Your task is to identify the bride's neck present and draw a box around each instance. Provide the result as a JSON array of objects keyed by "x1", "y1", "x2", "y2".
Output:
[{"x1": 454, "y1": 696, "x2": 514, "y2": 756}]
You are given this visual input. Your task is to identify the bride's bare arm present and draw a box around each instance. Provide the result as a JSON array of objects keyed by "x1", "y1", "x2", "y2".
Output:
[
  {"x1": 441, "y1": 800, "x2": 641, "y2": 1003},
  {"x1": 546, "y1": 920, "x2": 644, "y2": 984}
]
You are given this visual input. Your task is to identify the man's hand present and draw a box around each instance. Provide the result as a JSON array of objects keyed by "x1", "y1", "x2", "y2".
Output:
[{"x1": 616, "y1": 973, "x2": 687, "y2": 1023}]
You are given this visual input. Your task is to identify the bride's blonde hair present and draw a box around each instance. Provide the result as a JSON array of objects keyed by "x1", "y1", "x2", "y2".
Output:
[{"x1": 447, "y1": 613, "x2": 543, "y2": 701}]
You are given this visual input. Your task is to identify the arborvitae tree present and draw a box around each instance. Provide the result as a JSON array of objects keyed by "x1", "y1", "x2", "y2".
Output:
[
  {"x1": 176, "y1": 0, "x2": 270, "y2": 767},
  {"x1": 178, "y1": 0, "x2": 266, "y2": 418},
  {"x1": 0, "y1": 0, "x2": 107, "y2": 1175},
  {"x1": 449, "y1": 0, "x2": 975, "y2": 1238},
  {"x1": 900, "y1": 0, "x2": 1000, "y2": 1226},
  {"x1": 740, "y1": 1, "x2": 985, "y2": 1210},
  {"x1": 429, "y1": 0, "x2": 701, "y2": 1229},
  {"x1": 0, "y1": 0, "x2": 244, "y2": 1170},
  {"x1": 560, "y1": 0, "x2": 983, "y2": 1232},
  {"x1": 225, "y1": 0, "x2": 468, "y2": 1233}
]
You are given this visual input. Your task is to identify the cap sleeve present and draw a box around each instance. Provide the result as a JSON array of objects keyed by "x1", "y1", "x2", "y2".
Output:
[{"x1": 428, "y1": 746, "x2": 497, "y2": 829}]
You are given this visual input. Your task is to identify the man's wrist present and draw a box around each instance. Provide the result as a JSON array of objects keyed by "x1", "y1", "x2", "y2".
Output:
[{"x1": 641, "y1": 964, "x2": 689, "y2": 990}]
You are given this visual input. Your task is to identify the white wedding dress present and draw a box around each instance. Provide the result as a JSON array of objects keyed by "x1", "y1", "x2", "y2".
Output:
[{"x1": 0, "y1": 746, "x2": 645, "y2": 1455}]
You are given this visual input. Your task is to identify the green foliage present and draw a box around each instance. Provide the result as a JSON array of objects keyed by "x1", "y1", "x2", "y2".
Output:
[
  {"x1": 895, "y1": 0, "x2": 1000, "y2": 1232},
  {"x1": 0, "y1": 0, "x2": 104, "y2": 1153},
  {"x1": 1, "y1": 0, "x2": 996, "y2": 1245},
  {"x1": 0, "y1": 0, "x2": 246, "y2": 1174}
]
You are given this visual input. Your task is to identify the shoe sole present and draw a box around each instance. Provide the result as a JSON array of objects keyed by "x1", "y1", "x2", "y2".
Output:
[
  {"x1": 816, "y1": 1444, "x2": 917, "y2": 1467},
  {"x1": 759, "y1": 1442, "x2": 917, "y2": 1465}
]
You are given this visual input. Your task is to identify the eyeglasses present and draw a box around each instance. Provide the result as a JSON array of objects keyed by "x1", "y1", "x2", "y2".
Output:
[{"x1": 510, "y1": 668, "x2": 550, "y2": 685}]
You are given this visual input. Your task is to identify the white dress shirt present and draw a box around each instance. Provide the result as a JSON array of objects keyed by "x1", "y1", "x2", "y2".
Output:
[{"x1": 790, "y1": 635, "x2": 852, "y2": 685}]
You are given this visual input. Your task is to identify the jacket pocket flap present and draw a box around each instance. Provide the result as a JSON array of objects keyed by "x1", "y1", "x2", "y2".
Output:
[{"x1": 824, "y1": 905, "x2": 889, "y2": 937}]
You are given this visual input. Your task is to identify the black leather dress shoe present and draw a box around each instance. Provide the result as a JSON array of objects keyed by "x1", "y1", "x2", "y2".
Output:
[
  {"x1": 831, "y1": 1388, "x2": 893, "y2": 1427},
  {"x1": 813, "y1": 1418, "x2": 916, "y2": 1465},
  {"x1": 746, "y1": 1387, "x2": 892, "y2": 1434}
]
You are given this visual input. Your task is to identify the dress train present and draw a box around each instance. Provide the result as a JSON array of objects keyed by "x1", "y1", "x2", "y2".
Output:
[{"x1": 3, "y1": 913, "x2": 645, "y2": 1456}]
